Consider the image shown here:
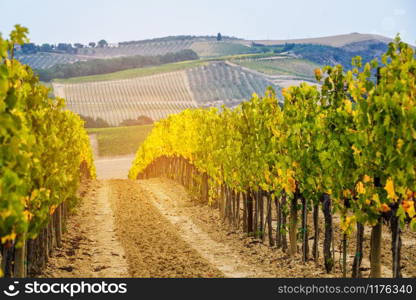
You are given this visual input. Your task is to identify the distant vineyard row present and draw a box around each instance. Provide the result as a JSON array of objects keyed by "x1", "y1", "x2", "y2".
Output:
[
  {"x1": 16, "y1": 52, "x2": 85, "y2": 69},
  {"x1": 186, "y1": 62, "x2": 275, "y2": 107},
  {"x1": 53, "y1": 62, "x2": 278, "y2": 126},
  {"x1": 17, "y1": 40, "x2": 253, "y2": 70},
  {"x1": 232, "y1": 56, "x2": 320, "y2": 79},
  {"x1": 77, "y1": 39, "x2": 195, "y2": 57}
]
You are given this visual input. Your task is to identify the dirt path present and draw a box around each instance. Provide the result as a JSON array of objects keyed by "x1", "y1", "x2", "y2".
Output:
[
  {"x1": 41, "y1": 180, "x2": 129, "y2": 277},
  {"x1": 95, "y1": 155, "x2": 136, "y2": 179},
  {"x1": 137, "y1": 178, "x2": 338, "y2": 278},
  {"x1": 88, "y1": 133, "x2": 135, "y2": 179},
  {"x1": 88, "y1": 133, "x2": 99, "y2": 159}
]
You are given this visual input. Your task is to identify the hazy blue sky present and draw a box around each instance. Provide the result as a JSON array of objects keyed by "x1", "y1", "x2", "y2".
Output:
[{"x1": 1, "y1": 0, "x2": 415, "y2": 44}]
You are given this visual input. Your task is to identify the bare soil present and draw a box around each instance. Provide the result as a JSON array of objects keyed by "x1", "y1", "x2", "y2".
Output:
[
  {"x1": 41, "y1": 180, "x2": 129, "y2": 277},
  {"x1": 109, "y1": 179, "x2": 224, "y2": 278}
]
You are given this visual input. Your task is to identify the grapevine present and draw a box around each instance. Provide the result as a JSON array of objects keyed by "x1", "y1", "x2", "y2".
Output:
[{"x1": 0, "y1": 26, "x2": 95, "y2": 276}]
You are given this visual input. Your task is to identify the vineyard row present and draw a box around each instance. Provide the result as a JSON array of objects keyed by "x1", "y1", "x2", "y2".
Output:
[
  {"x1": 0, "y1": 26, "x2": 95, "y2": 277},
  {"x1": 129, "y1": 38, "x2": 416, "y2": 278}
]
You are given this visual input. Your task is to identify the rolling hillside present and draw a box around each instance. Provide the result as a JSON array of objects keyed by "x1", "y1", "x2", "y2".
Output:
[
  {"x1": 53, "y1": 62, "x2": 278, "y2": 126},
  {"x1": 54, "y1": 71, "x2": 198, "y2": 126},
  {"x1": 37, "y1": 32, "x2": 396, "y2": 127}
]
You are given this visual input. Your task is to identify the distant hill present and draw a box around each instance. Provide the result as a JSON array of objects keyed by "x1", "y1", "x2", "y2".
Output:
[
  {"x1": 246, "y1": 33, "x2": 398, "y2": 70},
  {"x1": 16, "y1": 33, "x2": 397, "y2": 71},
  {"x1": 250, "y1": 33, "x2": 392, "y2": 48},
  {"x1": 287, "y1": 41, "x2": 389, "y2": 69}
]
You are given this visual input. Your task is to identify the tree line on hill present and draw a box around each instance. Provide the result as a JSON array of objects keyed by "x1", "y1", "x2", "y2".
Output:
[
  {"x1": 37, "y1": 49, "x2": 199, "y2": 81},
  {"x1": 118, "y1": 33, "x2": 238, "y2": 45},
  {"x1": 17, "y1": 40, "x2": 110, "y2": 55}
]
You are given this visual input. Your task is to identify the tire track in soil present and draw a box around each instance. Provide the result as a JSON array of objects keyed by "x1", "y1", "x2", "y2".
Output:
[
  {"x1": 88, "y1": 133, "x2": 99, "y2": 159},
  {"x1": 41, "y1": 180, "x2": 129, "y2": 277},
  {"x1": 138, "y1": 178, "x2": 334, "y2": 278}
]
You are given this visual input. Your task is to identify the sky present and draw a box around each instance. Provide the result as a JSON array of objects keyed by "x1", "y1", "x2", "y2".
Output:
[{"x1": 0, "y1": 0, "x2": 415, "y2": 45}]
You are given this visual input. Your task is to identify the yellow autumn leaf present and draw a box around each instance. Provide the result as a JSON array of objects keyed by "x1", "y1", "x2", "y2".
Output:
[
  {"x1": 407, "y1": 206, "x2": 416, "y2": 218},
  {"x1": 264, "y1": 170, "x2": 270, "y2": 183},
  {"x1": 351, "y1": 145, "x2": 361, "y2": 155},
  {"x1": 1, "y1": 232, "x2": 16, "y2": 244},
  {"x1": 363, "y1": 175, "x2": 371, "y2": 183},
  {"x1": 355, "y1": 181, "x2": 365, "y2": 194},
  {"x1": 372, "y1": 193, "x2": 380, "y2": 204},
  {"x1": 23, "y1": 210, "x2": 33, "y2": 221},
  {"x1": 340, "y1": 215, "x2": 356, "y2": 235},
  {"x1": 288, "y1": 177, "x2": 296, "y2": 193},
  {"x1": 343, "y1": 189, "x2": 351, "y2": 198},
  {"x1": 403, "y1": 201, "x2": 415, "y2": 218},
  {"x1": 344, "y1": 99, "x2": 352, "y2": 114},
  {"x1": 282, "y1": 88, "x2": 290, "y2": 100},
  {"x1": 49, "y1": 204, "x2": 58, "y2": 215},
  {"x1": 0, "y1": 209, "x2": 12, "y2": 219},
  {"x1": 384, "y1": 178, "x2": 398, "y2": 201},
  {"x1": 396, "y1": 139, "x2": 404, "y2": 150}
]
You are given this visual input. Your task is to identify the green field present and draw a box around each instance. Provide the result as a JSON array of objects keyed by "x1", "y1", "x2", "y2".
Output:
[
  {"x1": 55, "y1": 60, "x2": 208, "y2": 83},
  {"x1": 88, "y1": 125, "x2": 153, "y2": 156},
  {"x1": 232, "y1": 57, "x2": 320, "y2": 79}
]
